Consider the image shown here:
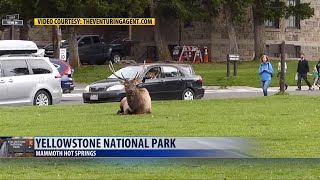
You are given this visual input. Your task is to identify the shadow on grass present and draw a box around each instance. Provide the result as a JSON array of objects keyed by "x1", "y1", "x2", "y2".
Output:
[{"x1": 273, "y1": 92, "x2": 290, "y2": 96}]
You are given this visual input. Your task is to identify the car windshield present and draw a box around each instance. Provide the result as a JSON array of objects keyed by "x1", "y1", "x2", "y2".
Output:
[{"x1": 108, "y1": 66, "x2": 145, "y2": 79}]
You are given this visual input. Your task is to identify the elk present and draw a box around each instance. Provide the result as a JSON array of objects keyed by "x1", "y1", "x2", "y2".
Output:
[{"x1": 109, "y1": 62, "x2": 152, "y2": 115}]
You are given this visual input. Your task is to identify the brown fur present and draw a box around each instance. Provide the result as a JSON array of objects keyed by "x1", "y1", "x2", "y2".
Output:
[
  {"x1": 117, "y1": 97, "x2": 132, "y2": 115},
  {"x1": 109, "y1": 62, "x2": 152, "y2": 115},
  {"x1": 118, "y1": 79, "x2": 152, "y2": 115}
]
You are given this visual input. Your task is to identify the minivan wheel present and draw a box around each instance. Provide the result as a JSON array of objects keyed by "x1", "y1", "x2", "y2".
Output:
[
  {"x1": 182, "y1": 88, "x2": 194, "y2": 100},
  {"x1": 33, "y1": 90, "x2": 52, "y2": 106}
]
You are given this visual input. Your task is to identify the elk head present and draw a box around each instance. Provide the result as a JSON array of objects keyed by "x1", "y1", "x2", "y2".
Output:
[{"x1": 108, "y1": 61, "x2": 146, "y2": 94}]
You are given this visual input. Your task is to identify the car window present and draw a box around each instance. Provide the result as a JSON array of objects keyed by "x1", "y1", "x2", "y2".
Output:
[
  {"x1": 80, "y1": 37, "x2": 92, "y2": 46},
  {"x1": 1, "y1": 60, "x2": 30, "y2": 77},
  {"x1": 28, "y1": 59, "x2": 52, "y2": 74},
  {"x1": 146, "y1": 67, "x2": 161, "y2": 79},
  {"x1": 108, "y1": 66, "x2": 144, "y2": 79},
  {"x1": 162, "y1": 66, "x2": 182, "y2": 78},
  {"x1": 92, "y1": 36, "x2": 100, "y2": 44},
  {"x1": 52, "y1": 63, "x2": 60, "y2": 69},
  {"x1": 180, "y1": 66, "x2": 194, "y2": 75}
]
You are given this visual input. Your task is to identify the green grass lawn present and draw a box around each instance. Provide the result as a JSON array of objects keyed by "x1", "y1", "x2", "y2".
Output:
[
  {"x1": 73, "y1": 60, "x2": 319, "y2": 88},
  {"x1": 1, "y1": 96, "x2": 320, "y2": 179}
]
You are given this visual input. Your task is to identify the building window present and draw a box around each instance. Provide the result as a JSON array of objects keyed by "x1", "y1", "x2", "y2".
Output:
[
  {"x1": 287, "y1": 0, "x2": 300, "y2": 28},
  {"x1": 266, "y1": 44, "x2": 281, "y2": 57},
  {"x1": 265, "y1": 19, "x2": 280, "y2": 28},
  {"x1": 265, "y1": 0, "x2": 280, "y2": 28},
  {"x1": 295, "y1": 46, "x2": 301, "y2": 58}
]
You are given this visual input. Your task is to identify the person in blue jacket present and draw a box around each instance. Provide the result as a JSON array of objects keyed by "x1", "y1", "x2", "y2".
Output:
[{"x1": 258, "y1": 55, "x2": 274, "y2": 96}]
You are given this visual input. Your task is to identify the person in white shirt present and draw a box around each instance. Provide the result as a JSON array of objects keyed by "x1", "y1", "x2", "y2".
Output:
[{"x1": 277, "y1": 61, "x2": 288, "y2": 90}]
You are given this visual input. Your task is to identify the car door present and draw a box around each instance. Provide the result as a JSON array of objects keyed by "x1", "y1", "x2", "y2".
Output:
[
  {"x1": 78, "y1": 37, "x2": 93, "y2": 63},
  {"x1": 0, "y1": 62, "x2": 8, "y2": 103},
  {"x1": 91, "y1": 36, "x2": 104, "y2": 61},
  {"x1": 160, "y1": 66, "x2": 184, "y2": 100},
  {"x1": 138, "y1": 66, "x2": 167, "y2": 100},
  {"x1": 1, "y1": 59, "x2": 35, "y2": 104}
]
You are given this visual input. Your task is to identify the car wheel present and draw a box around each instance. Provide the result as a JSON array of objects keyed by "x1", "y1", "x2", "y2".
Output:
[
  {"x1": 33, "y1": 90, "x2": 52, "y2": 106},
  {"x1": 182, "y1": 88, "x2": 194, "y2": 100},
  {"x1": 111, "y1": 52, "x2": 122, "y2": 63}
]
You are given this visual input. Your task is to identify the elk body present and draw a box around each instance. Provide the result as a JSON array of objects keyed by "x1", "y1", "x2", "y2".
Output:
[{"x1": 109, "y1": 62, "x2": 152, "y2": 115}]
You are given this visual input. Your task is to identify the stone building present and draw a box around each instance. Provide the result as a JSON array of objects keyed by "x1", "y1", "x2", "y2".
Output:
[
  {"x1": 132, "y1": 0, "x2": 320, "y2": 61},
  {"x1": 1, "y1": 0, "x2": 319, "y2": 61}
]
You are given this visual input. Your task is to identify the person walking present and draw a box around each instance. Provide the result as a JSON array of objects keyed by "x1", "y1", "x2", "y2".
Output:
[
  {"x1": 311, "y1": 65, "x2": 320, "y2": 90},
  {"x1": 277, "y1": 61, "x2": 288, "y2": 91},
  {"x1": 258, "y1": 55, "x2": 274, "y2": 96},
  {"x1": 296, "y1": 53, "x2": 312, "y2": 91}
]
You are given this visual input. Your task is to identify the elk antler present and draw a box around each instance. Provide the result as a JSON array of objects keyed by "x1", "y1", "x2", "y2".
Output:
[
  {"x1": 135, "y1": 60, "x2": 148, "y2": 81},
  {"x1": 109, "y1": 61, "x2": 126, "y2": 81}
]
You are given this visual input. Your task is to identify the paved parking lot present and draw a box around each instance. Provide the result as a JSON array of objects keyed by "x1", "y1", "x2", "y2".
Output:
[{"x1": 60, "y1": 85, "x2": 320, "y2": 105}]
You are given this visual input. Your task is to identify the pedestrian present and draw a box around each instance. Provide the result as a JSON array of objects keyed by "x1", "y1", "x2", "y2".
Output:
[
  {"x1": 312, "y1": 65, "x2": 320, "y2": 90},
  {"x1": 277, "y1": 61, "x2": 288, "y2": 91},
  {"x1": 258, "y1": 55, "x2": 274, "y2": 96},
  {"x1": 316, "y1": 60, "x2": 320, "y2": 76},
  {"x1": 296, "y1": 53, "x2": 312, "y2": 91}
]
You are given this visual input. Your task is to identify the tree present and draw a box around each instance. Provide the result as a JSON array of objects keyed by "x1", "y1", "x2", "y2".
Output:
[
  {"x1": 222, "y1": 0, "x2": 252, "y2": 54},
  {"x1": 36, "y1": 0, "x2": 148, "y2": 67},
  {"x1": 150, "y1": 0, "x2": 172, "y2": 61},
  {"x1": 0, "y1": 0, "x2": 39, "y2": 40},
  {"x1": 152, "y1": 0, "x2": 212, "y2": 61},
  {"x1": 252, "y1": 0, "x2": 314, "y2": 60},
  {"x1": 106, "y1": 0, "x2": 149, "y2": 58},
  {"x1": 35, "y1": 0, "x2": 110, "y2": 68}
]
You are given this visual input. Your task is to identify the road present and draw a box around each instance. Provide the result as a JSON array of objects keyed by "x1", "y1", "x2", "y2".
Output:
[{"x1": 60, "y1": 85, "x2": 320, "y2": 105}]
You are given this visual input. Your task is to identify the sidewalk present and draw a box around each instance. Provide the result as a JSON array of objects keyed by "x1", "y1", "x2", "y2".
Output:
[{"x1": 203, "y1": 85, "x2": 315, "y2": 92}]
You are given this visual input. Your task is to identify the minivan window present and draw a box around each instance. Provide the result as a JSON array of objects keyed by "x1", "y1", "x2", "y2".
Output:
[
  {"x1": 1, "y1": 60, "x2": 30, "y2": 77},
  {"x1": 28, "y1": 59, "x2": 52, "y2": 74}
]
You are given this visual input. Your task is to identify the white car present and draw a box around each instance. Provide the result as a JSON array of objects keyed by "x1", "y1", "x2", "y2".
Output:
[{"x1": 0, "y1": 56, "x2": 62, "y2": 106}]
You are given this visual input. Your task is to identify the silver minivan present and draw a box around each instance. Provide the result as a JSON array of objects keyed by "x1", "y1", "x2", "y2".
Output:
[{"x1": 0, "y1": 56, "x2": 62, "y2": 106}]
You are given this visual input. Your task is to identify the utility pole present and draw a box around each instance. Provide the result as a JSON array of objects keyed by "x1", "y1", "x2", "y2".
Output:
[
  {"x1": 10, "y1": 25, "x2": 14, "y2": 40},
  {"x1": 280, "y1": 41, "x2": 286, "y2": 92}
]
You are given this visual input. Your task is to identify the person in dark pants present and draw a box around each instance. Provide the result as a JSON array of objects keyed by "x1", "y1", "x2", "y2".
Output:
[{"x1": 296, "y1": 53, "x2": 312, "y2": 91}]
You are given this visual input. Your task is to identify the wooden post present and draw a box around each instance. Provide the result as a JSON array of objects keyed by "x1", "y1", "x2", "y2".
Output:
[
  {"x1": 233, "y1": 61, "x2": 237, "y2": 76},
  {"x1": 10, "y1": 25, "x2": 14, "y2": 40},
  {"x1": 280, "y1": 41, "x2": 285, "y2": 92},
  {"x1": 227, "y1": 55, "x2": 230, "y2": 77}
]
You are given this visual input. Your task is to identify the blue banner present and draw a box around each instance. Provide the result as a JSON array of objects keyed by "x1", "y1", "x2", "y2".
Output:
[{"x1": 34, "y1": 149, "x2": 250, "y2": 158}]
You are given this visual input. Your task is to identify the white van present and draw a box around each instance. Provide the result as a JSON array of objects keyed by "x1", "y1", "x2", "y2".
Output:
[{"x1": 0, "y1": 40, "x2": 62, "y2": 106}]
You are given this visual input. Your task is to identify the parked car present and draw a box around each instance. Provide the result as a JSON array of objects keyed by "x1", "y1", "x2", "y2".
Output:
[
  {"x1": 0, "y1": 56, "x2": 62, "y2": 106},
  {"x1": 82, "y1": 63, "x2": 204, "y2": 103},
  {"x1": 50, "y1": 58, "x2": 75, "y2": 93},
  {"x1": 44, "y1": 35, "x2": 130, "y2": 65},
  {"x1": 43, "y1": 40, "x2": 67, "y2": 57}
]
